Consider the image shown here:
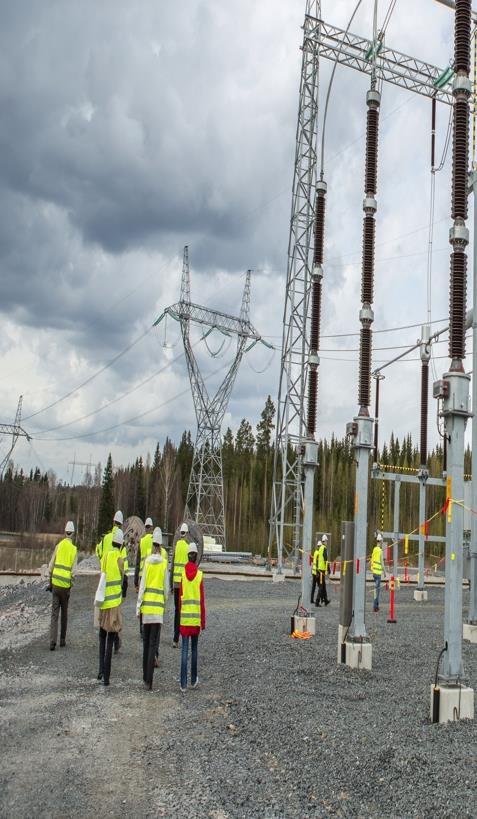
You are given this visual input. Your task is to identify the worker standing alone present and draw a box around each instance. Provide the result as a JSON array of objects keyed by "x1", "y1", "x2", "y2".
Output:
[
  {"x1": 97, "y1": 528, "x2": 124, "y2": 686},
  {"x1": 136, "y1": 527, "x2": 169, "y2": 690},
  {"x1": 179, "y1": 542, "x2": 205, "y2": 692},
  {"x1": 370, "y1": 533, "x2": 386, "y2": 612},
  {"x1": 172, "y1": 523, "x2": 191, "y2": 646},
  {"x1": 316, "y1": 534, "x2": 330, "y2": 607},
  {"x1": 48, "y1": 521, "x2": 78, "y2": 650}
]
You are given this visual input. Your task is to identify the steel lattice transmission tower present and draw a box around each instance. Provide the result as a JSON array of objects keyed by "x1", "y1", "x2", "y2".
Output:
[
  {"x1": 155, "y1": 247, "x2": 271, "y2": 546},
  {"x1": 268, "y1": 1, "x2": 322, "y2": 571},
  {"x1": 0, "y1": 396, "x2": 31, "y2": 477}
]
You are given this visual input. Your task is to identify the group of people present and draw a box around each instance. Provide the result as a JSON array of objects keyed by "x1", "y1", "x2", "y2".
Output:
[
  {"x1": 309, "y1": 531, "x2": 387, "y2": 613},
  {"x1": 48, "y1": 514, "x2": 206, "y2": 692},
  {"x1": 310, "y1": 534, "x2": 331, "y2": 607}
]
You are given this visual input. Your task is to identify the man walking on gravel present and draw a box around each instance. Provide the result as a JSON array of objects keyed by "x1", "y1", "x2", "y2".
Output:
[
  {"x1": 48, "y1": 520, "x2": 77, "y2": 650},
  {"x1": 370, "y1": 533, "x2": 386, "y2": 612},
  {"x1": 178, "y1": 542, "x2": 205, "y2": 692},
  {"x1": 136, "y1": 527, "x2": 168, "y2": 690},
  {"x1": 311, "y1": 539, "x2": 320, "y2": 604},
  {"x1": 172, "y1": 523, "x2": 191, "y2": 647}
]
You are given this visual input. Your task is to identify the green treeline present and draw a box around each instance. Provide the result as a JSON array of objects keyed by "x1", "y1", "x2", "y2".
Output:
[{"x1": 0, "y1": 395, "x2": 467, "y2": 558}]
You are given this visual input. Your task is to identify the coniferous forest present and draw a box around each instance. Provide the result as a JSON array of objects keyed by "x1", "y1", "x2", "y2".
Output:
[{"x1": 0, "y1": 395, "x2": 468, "y2": 560}]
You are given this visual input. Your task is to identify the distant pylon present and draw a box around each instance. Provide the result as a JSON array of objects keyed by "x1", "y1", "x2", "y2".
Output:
[
  {"x1": 0, "y1": 395, "x2": 31, "y2": 477},
  {"x1": 155, "y1": 248, "x2": 271, "y2": 545}
]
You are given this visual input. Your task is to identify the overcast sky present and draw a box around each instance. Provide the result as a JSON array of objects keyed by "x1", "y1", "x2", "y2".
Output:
[{"x1": 0, "y1": 0, "x2": 471, "y2": 482}]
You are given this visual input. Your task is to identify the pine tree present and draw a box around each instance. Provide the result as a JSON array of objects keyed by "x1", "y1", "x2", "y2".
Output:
[{"x1": 97, "y1": 454, "x2": 114, "y2": 538}]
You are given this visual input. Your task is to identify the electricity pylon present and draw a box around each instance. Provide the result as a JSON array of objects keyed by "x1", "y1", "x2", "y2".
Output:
[
  {"x1": 155, "y1": 247, "x2": 271, "y2": 546},
  {"x1": 0, "y1": 396, "x2": 31, "y2": 477}
]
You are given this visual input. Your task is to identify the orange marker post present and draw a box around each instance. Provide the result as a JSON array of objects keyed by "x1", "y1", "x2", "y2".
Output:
[{"x1": 387, "y1": 575, "x2": 397, "y2": 624}]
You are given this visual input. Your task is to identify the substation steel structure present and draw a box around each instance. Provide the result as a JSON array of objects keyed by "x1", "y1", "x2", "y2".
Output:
[
  {"x1": 0, "y1": 396, "x2": 31, "y2": 477},
  {"x1": 155, "y1": 247, "x2": 270, "y2": 547},
  {"x1": 271, "y1": 0, "x2": 477, "y2": 701},
  {"x1": 269, "y1": 0, "x2": 452, "y2": 585}
]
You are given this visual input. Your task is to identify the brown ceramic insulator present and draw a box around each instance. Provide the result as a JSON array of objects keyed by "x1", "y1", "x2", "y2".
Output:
[
  {"x1": 310, "y1": 279, "x2": 322, "y2": 352},
  {"x1": 361, "y1": 215, "x2": 375, "y2": 304},
  {"x1": 420, "y1": 361, "x2": 429, "y2": 467},
  {"x1": 364, "y1": 107, "x2": 379, "y2": 195},
  {"x1": 449, "y1": 251, "x2": 467, "y2": 360},
  {"x1": 307, "y1": 368, "x2": 318, "y2": 438},
  {"x1": 452, "y1": 98, "x2": 470, "y2": 220},
  {"x1": 454, "y1": 0, "x2": 472, "y2": 74},
  {"x1": 358, "y1": 326, "x2": 372, "y2": 408},
  {"x1": 313, "y1": 190, "x2": 326, "y2": 266}
]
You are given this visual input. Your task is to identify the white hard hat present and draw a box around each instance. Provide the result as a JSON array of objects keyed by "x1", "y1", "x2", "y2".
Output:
[
  {"x1": 112, "y1": 528, "x2": 124, "y2": 546},
  {"x1": 145, "y1": 517, "x2": 153, "y2": 528},
  {"x1": 153, "y1": 527, "x2": 163, "y2": 545},
  {"x1": 113, "y1": 510, "x2": 124, "y2": 525},
  {"x1": 376, "y1": 533, "x2": 383, "y2": 542},
  {"x1": 322, "y1": 534, "x2": 328, "y2": 543},
  {"x1": 317, "y1": 540, "x2": 322, "y2": 546},
  {"x1": 187, "y1": 542, "x2": 198, "y2": 555},
  {"x1": 180, "y1": 522, "x2": 189, "y2": 534},
  {"x1": 65, "y1": 520, "x2": 75, "y2": 534}
]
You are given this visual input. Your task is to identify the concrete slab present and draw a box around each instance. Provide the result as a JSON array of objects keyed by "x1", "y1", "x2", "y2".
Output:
[
  {"x1": 344, "y1": 640, "x2": 372, "y2": 671},
  {"x1": 414, "y1": 590, "x2": 428, "y2": 602},
  {"x1": 272, "y1": 571, "x2": 285, "y2": 583},
  {"x1": 430, "y1": 684, "x2": 474, "y2": 723},
  {"x1": 463, "y1": 623, "x2": 477, "y2": 643}
]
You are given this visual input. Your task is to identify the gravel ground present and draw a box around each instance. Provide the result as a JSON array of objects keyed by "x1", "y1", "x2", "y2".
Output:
[{"x1": 1, "y1": 576, "x2": 477, "y2": 818}]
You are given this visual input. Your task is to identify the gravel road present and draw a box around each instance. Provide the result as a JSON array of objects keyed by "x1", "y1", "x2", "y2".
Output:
[{"x1": 1, "y1": 576, "x2": 477, "y2": 818}]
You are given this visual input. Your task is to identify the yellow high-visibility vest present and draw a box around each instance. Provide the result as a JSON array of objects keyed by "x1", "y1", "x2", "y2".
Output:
[
  {"x1": 100, "y1": 548, "x2": 122, "y2": 610},
  {"x1": 119, "y1": 544, "x2": 129, "y2": 574},
  {"x1": 51, "y1": 538, "x2": 77, "y2": 589},
  {"x1": 317, "y1": 544, "x2": 328, "y2": 572},
  {"x1": 140, "y1": 560, "x2": 167, "y2": 617},
  {"x1": 173, "y1": 539, "x2": 190, "y2": 585},
  {"x1": 179, "y1": 569, "x2": 203, "y2": 627},
  {"x1": 370, "y1": 545, "x2": 383, "y2": 576},
  {"x1": 139, "y1": 533, "x2": 153, "y2": 575},
  {"x1": 95, "y1": 526, "x2": 118, "y2": 560},
  {"x1": 312, "y1": 549, "x2": 320, "y2": 575}
]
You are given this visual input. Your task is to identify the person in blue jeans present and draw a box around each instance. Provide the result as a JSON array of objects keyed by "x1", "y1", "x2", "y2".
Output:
[{"x1": 178, "y1": 543, "x2": 206, "y2": 692}]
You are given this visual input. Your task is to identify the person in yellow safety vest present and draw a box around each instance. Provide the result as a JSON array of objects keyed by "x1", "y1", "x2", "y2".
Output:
[
  {"x1": 97, "y1": 527, "x2": 124, "y2": 686},
  {"x1": 370, "y1": 533, "x2": 386, "y2": 612},
  {"x1": 178, "y1": 542, "x2": 206, "y2": 693},
  {"x1": 311, "y1": 540, "x2": 321, "y2": 604},
  {"x1": 95, "y1": 509, "x2": 124, "y2": 561},
  {"x1": 135, "y1": 517, "x2": 168, "y2": 637},
  {"x1": 48, "y1": 520, "x2": 78, "y2": 651},
  {"x1": 136, "y1": 526, "x2": 169, "y2": 690},
  {"x1": 172, "y1": 523, "x2": 191, "y2": 647},
  {"x1": 316, "y1": 534, "x2": 330, "y2": 607}
]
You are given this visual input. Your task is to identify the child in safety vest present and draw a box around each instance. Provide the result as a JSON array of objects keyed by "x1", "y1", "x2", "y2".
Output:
[
  {"x1": 136, "y1": 527, "x2": 169, "y2": 691},
  {"x1": 178, "y1": 542, "x2": 205, "y2": 693}
]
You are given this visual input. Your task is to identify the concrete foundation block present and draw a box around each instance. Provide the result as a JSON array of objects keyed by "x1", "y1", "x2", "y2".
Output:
[
  {"x1": 337, "y1": 624, "x2": 348, "y2": 664},
  {"x1": 430, "y1": 684, "x2": 474, "y2": 723},
  {"x1": 344, "y1": 640, "x2": 372, "y2": 671},
  {"x1": 463, "y1": 623, "x2": 477, "y2": 643},
  {"x1": 293, "y1": 615, "x2": 315, "y2": 635},
  {"x1": 414, "y1": 590, "x2": 428, "y2": 602},
  {"x1": 272, "y1": 571, "x2": 285, "y2": 583}
]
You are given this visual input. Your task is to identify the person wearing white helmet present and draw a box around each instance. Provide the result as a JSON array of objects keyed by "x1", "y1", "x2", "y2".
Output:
[
  {"x1": 95, "y1": 510, "x2": 124, "y2": 561},
  {"x1": 370, "y1": 533, "x2": 386, "y2": 612},
  {"x1": 178, "y1": 542, "x2": 205, "y2": 693},
  {"x1": 171, "y1": 523, "x2": 190, "y2": 646},
  {"x1": 135, "y1": 517, "x2": 168, "y2": 637},
  {"x1": 316, "y1": 534, "x2": 331, "y2": 607},
  {"x1": 97, "y1": 527, "x2": 125, "y2": 686},
  {"x1": 311, "y1": 539, "x2": 321, "y2": 604},
  {"x1": 48, "y1": 521, "x2": 77, "y2": 650},
  {"x1": 136, "y1": 526, "x2": 169, "y2": 690}
]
